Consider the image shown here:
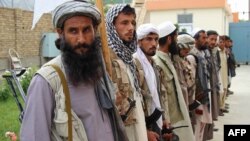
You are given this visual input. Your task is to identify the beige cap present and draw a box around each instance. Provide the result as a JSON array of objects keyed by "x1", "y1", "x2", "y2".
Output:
[{"x1": 177, "y1": 34, "x2": 195, "y2": 49}]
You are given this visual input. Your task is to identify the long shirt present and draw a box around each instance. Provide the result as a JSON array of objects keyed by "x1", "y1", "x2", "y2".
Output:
[{"x1": 20, "y1": 74, "x2": 114, "y2": 141}]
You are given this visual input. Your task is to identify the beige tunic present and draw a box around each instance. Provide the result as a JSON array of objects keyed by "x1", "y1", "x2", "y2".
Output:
[
  {"x1": 110, "y1": 50, "x2": 148, "y2": 141},
  {"x1": 153, "y1": 51, "x2": 195, "y2": 141},
  {"x1": 218, "y1": 48, "x2": 228, "y2": 89}
]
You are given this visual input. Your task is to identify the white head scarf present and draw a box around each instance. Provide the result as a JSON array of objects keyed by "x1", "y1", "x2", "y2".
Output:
[
  {"x1": 137, "y1": 23, "x2": 159, "y2": 40},
  {"x1": 134, "y1": 23, "x2": 163, "y2": 129}
]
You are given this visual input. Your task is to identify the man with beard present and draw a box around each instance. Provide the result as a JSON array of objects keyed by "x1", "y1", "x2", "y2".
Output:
[
  {"x1": 153, "y1": 21, "x2": 195, "y2": 141},
  {"x1": 133, "y1": 23, "x2": 172, "y2": 141},
  {"x1": 224, "y1": 36, "x2": 236, "y2": 95},
  {"x1": 186, "y1": 29, "x2": 212, "y2": 141},
  {"x1": 20, "y1": 1, "x2": 128, "y2": 141},
  {"x1": 172, "y1": 34, "x2": 196, "y2": 132},
  {"x1": 202, "y1": 30, "x2": 221, "y2": 141},
  {"x1": 217, "y1": 36, "x2": 228, "y2": 116},
  {"x1": 106, "y1": 4, "x2": 148, "y2": 141}
]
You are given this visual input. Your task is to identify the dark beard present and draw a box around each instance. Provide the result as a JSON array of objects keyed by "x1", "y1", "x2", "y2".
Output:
[
  {"x1": 60, "y1": 38, "x2": 103, "y2": 86},
  {"x1": 140, "y1": 46, "x2": 156, "y2": 56},
  {"x1": 199, "y1": 45, "x2": 208, "y2": 50},
  {"x1": 169, "y1": 37, "x2": 178, "y2": 55}
]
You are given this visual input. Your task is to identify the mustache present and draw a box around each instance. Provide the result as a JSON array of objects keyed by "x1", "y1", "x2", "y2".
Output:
[
  {"x1": 150, "y1": 46, "x2": 157, "y2": 50},
  {"x1": 74, "y1": 43, "x2": 92, "y2": 50}
]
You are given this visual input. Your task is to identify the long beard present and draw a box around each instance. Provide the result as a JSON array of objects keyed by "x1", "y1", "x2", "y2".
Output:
[
  {"x1": 199, "y1": 45, "x2": 208, "y2": 50},
  {"x1": 169, "y1": 39, "x2": 178, "y2": 55},
  {"x1": 60, "y1": 38, "x2": 103, "y2": 86}
]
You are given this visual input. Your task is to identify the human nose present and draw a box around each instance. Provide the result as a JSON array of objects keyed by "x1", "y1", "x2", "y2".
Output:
[
  {"x1": 77, "y1": 32, "x2": 87, "y2": 44},
  {"x1": 128, "y1": 22, "x2": 135, "y2": 31},
  {"x1": 152, "y1": 40, "x2": 157, "y2": 47}
]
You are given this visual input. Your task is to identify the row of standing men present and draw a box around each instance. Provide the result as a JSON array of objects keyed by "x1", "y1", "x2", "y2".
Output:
[{"x1": 20, "y1": 1, "x2": 236, "y2": 141}]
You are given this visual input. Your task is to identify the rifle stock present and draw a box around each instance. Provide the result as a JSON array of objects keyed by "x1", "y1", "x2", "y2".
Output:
[
  {"x1": 161, "y1": 125, "x2": 189, "y2": 134},
  {"x1": 121, "y1": 99, "x2": 136, "y2": 122},
  {"x1": 145, "y1": 108, "x2": 163, "y2": 129},
  {"x1": 189, "y1": 89, "x2": 211, "y2": 111}
]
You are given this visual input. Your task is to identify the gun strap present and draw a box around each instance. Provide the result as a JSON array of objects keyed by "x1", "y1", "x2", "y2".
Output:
[{"x1": 49, "y1": 64, "x2": 73, "y2": 141}]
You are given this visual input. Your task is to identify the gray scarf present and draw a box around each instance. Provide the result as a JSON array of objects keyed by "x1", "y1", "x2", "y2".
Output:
[{"x1": 106, "y1": 4, "x2": 139, "y2": 91}]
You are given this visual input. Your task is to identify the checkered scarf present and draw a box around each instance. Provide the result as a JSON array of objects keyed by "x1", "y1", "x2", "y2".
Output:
[{"x1": 106, "y1": 4, "x2": 139, "y2": 91}]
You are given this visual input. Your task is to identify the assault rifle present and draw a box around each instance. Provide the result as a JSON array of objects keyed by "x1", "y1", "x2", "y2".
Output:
[
  {"x1": 121, "y1": 98, "x2": 136, "y2": 122},
  {"x1": 145, "y1": 108, "x2": 163, "y2": 129},
  {"x1": 188, "y1": 89, "x2": 211, "y2": 111},
  {"x1": 2, "y1": 68, "x2": 27, "y2": 122},
  {"x1": 161, "y1": 125, "x2": 189, "y2": 141}
]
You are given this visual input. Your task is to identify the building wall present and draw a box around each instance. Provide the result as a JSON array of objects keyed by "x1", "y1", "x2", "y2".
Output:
[
  {"x1": 0, "y1": 8, "x2": 54, "y2": 71},
  {"x1": 148, "y1": 8, "x2": 231, "y2": 35}
]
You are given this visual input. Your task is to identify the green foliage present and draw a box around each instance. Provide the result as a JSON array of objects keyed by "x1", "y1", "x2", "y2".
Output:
[
  {"x1": 0, "y1": 98, "x2": 21, "y2": 141},
  {"x1": 20, "y1": 67, "x2": 38, "y2": 94},
  {"x1": 0, "y1": 67, "x2": 37, "y2": 140},
  {"x1": 174, "y1": 23, "x2": 179, "y2": 31},
  {"x1": 0, "y1": 79, "x2": 11, "y2": 101},
  {"x1": 181, "y1": 28, "x2": 187, "y2": 33},
  {"x1": 0, "y1": 67, "x2": 37, "y2": 102}
]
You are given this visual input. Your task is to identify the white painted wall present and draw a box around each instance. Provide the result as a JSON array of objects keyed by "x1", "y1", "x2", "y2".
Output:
[{"x1": 147, "y1": 8, "x2": 232, "y2": 35}]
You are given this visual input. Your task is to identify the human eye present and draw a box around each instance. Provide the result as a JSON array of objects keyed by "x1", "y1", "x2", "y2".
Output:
[
  {"x1": 121, "y1": 21, "x2": 129, "y2": 25},
  {"x1": 131, "y1": 20, "x2": 136, "y2": 26},
  {"x1": 83, "y1": 27, "x2": 91, "y2": 33},
  {"x1": 68, "y1": 28, "x2": 77, "y2": 34},
  {"x1": 146, "y1": 37, "x2": 153, "y2": 41}
]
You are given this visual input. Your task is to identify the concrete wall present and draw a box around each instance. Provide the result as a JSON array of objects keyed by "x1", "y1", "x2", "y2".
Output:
[
  {"x1": 147, "y1": 8, "x2": 231, "y2": 35},
  {"x1": 0, "y1": 7, "x2": 55, "y2": 71}
]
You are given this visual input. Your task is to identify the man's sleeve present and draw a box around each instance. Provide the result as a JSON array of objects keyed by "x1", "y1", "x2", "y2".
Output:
[
  {"x1": 20, "y1": 74, "x2": 54, "y2": 141},
  {"x1": 186, "y1": 55, "x2": 197, "y2": 75}
]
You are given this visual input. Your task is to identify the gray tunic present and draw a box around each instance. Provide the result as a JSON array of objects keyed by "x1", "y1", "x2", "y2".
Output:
[{"x1": 20, "y1": 74, "x2": 114, "y2": 141}]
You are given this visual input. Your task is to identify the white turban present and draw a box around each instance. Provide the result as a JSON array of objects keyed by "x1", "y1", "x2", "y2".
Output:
[
  {"x1": 52, "y1": 0, "x2": 101, "y2": 28},
  {"x1": 157, "y1": 21, "x2": 176, "y2": 38},
  {"x1": 137, "y1": 23, "x2": 159, "y2": 40}
]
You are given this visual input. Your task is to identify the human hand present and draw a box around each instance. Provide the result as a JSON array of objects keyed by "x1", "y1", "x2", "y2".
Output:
[
  {"x1": 162, "y1": 133, "x2": 173, "y2": 141},
  {"x1": 147, "y1": 130, "x2": 160, "y2": 141},
  {"x1": 162, "y1": 120, "x2": 171, "y2": 129},
  {"x1": 5, "y1": 131, "x2": 17, "y2": 141}
]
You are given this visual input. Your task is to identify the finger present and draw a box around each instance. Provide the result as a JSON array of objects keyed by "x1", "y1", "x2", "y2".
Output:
[{"x1": 153, "y1": 132, "x2": 160, "y2": 139}]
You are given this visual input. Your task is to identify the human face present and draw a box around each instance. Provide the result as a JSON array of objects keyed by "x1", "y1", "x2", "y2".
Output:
[
  {"x1": 139, "y1": 33, "x2": 159, "y2": 57},
  {"x1": 225, "y1": 40, "x2": 231, "y2": 48},
  {"x1": 179, "y1": 47, "x2": 191, "y2": 57},
  {"x1": 207, "y1": 34, "x2": 218, "y2": 49},
  {"x1": 197, "y1": 32, "x2": 207, "y2": 50},
  {"x1": 219, "y1": 39, "x2": 225, "y2": 50},
  {"x1": 57, "y1": 16, "x2": 96, "y2": 55},
  {"x1": 114, "y1": 13, "x2": 136, "y2": 42}
]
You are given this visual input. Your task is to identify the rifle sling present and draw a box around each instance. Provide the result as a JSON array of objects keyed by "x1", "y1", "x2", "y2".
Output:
[{"x1": 49, "y1": 64, "x2": 73, "y2": 141}]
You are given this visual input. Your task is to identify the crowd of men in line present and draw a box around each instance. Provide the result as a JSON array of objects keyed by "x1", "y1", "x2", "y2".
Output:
[{"x1": 20, "y1": 1, "x2": 237, "y2": 141}]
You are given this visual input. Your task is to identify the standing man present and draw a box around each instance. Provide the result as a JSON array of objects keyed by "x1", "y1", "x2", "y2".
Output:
[
  {"x1": 203, "y1": 30, "x2": 221, "y2": 140},
  {"x1": 187, "y1": 29, "x2": 212, "y2": 141},
  {"x1": 224, "y1": 36, "x2": 236, "y2": 95},
  {"x1": 173, "y1": 34, "x2": 196, "y2": 131},
  {"x1": 20, "y1": 1, "x2": 128, "y2": 141},
  {"x1": 218, "y1": 36, "x2": 229, "y2": 115},
  {"x1": 106, "y1": 4, "x2": 148, "y2": 141},
  {"x1": 173, "y1": 34, "x2": 195, "y2": 107},
  {"x1": 153, "y1": 21, "x2": 195, "y2": 141},
  {"x1": 134, "y1": 23, "x2": 172, "y2": 141}
]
